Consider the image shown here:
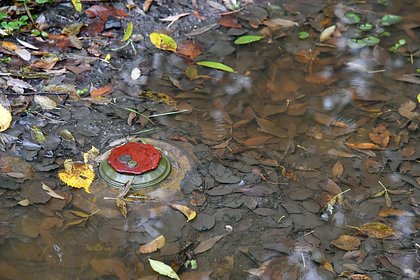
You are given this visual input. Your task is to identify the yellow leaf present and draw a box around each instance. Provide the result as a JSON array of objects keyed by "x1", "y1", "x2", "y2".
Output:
[
  {"x1": 83, "y1": 146, "x2": 100, "y2": 164},
  {"x1": 322, "y1": 261, "x2": 334, "y2": 272},
  {"x1": 331, "y1": 235, "x2": 361, "y2": 251},
  {"x1": 351, "y1": 222, "x2": 395, "y2": 239},
  {"x1": 18, "y1": 198, "x2": 30, "y2": 206},
  {"x1": 0, "y1": 104, "x2": 12, "y2": 132},
  {"x1": 71, "y1": 0, "x2": 82, "y2": 12},
  {"x1": 169, "y1": 203, "x2": 196, "y2": 221},
  {"x1": 139, "y1": 90, "x2": 175, "y2": 105},
  {"x1": 123, "y1": 21, "x2": 133, "y2": 42},
  {"x1": 149, "y1": 32, "x2": 177, "y2": 52},
  {"x1": 116, "y1": 198, "x2": 127, "y2": 218},
  {"x1": 58, "y1": 161, "x2": 95, "y2": 193},
  {"x1": 138, "y1": 235, "x2": 166, "y2": 254}
]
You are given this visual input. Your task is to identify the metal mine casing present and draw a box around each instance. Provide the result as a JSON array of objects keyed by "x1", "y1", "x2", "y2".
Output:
[{"x1": 99, "y1": 141, "x2": 171, "y2": 190}]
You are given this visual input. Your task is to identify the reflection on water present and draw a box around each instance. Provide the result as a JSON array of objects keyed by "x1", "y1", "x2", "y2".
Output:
[{"x1": 1, "y1": 0, "x2": 419, "y2": 279}]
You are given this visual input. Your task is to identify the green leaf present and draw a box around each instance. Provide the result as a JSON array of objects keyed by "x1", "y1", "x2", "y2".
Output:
[
  {"x1": 298, "y1": 31, "x2": 309, "y2": 39},
  {"x1": 234, "y1": 35, "x2": 263, "y2": 45},
  {"x1": 417, "y1": 92, "x2": 420, "y2": 103},
  {"x1": 71, "y1": 0, "x2": 82, "y2": 12},
  {"x1": 150, "y1": 32, "x2": 177, "y2": 52},
  {"x1": 123, "y1": 21, "x2": 133, "y2": 42},
  {"x1": 344, "y1": 12, "x2": 361, "y2": 24},
  {"x1": 363, "y1": 35, "x2": 380, "y2": 46},
  {"x1": 148, "y1": 259, "x2": 180, "y2": 280},
  {"x1": 35, "y1": 0, "x2": 50, "y2": 3},
  {"x1": 358, "y1": 23, "x2": 373, "y2": 31},
  {"x1": 196, "y1": 61, "x2": 236, "y2": 73},
  {"x1": 381, "y1": 15, "x2": 401, "y2": 26}
]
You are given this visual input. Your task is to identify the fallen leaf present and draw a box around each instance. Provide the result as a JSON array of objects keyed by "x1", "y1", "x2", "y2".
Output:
[
  {"x1": 148, "y1": 259, "x2": 180, "y2": 280},
  {"x1": 18, "y1": 198, "x2": 30, "y2": 206},
  {"x1": 378, "y1": 209, "x2": 415, "y2": 217},
  {"x1": 196, "y1": 61, "x2": 236, "y2": 73},
  {"x1": 193, "y1": 233, "x2": 227, "y2": 254},
  {"x1": 345, "y1": 142, "x2": 383, "y2": 150},
  {"x1": 262, "y1": 18, "x2": 298, "y2": 28},
  {"x1": 90, "y1": 258, "x2": 130, "y2": 280},
  {"x1": 169, "y1": 203, "x2": 196, "y2": 221},
  {"x1": 218, "y1": 15, "x2": 242, "y2": 28},
  {"x1": 42, "y1": 183, "x2": 65, "y2": 200},
  {"x1": 34, "y1": 95, "x2": 57, "y2": 110},
  {"x1": 150, "y1": 33, "x2": 177, "y2": 52},
  {"x1": 322, "y1": 261, "x2": 334, "y2": 272},
  {"x1": 331, "y1": 235, "x2": 361, "y2": 251},
  {"x1": 138, "y1": 235, "x2": 166, "y2": 254},
  {"x1": 234, "y1": 35, "x2": 263, "y2": 45},
  {"x1": 398, "y1": 100, "x2": 418, "y2": 120},
  {"x1": 351, "y1": 222, "x2": 395, "y2": 239},
  {"x1": 16, "y1": 38, "x2": 38, "y2": 50},
  {"x1": 15, "y1": 48, "x2": 31, "y2": 61},
  {"x1": 160, "y1": 13, "x2": 190, "y2": 27},
  {"x1": 71, "y1": 0, "x2": 82, "y2": 12},
  {"x1": 0, "y1": 104, "x2": 12, "y2": 132},
  {"x1": 176, "y1": 40, "x2": 201, "y2": 61},
  {"x1": 123, "y1": 21, "x2": 133, "y2": 42},
  {"x1": 143, "y1": 0, "x2": 153, "y2": 12},
  {"x1": 83, "y1": 146, "x2": 100, "y2": 164},
  {"x1": 58, "y1": 160, "x2": 95, "y2": 193},
  {"x1": 116, "y1": 198, "x2": 127, "y2": 218},
  {"x1": 332, "y1": 161, "x2": 344, "y2": 177},
  {"x1": 349, "y1": 274, "x2": 372, "y2": 280},
  {"x1": 320, "y1": 25, "x2": 336, "y2": 42},
  {"x1": 91, "y1": 84, "x2": 113, "y2": 98}
]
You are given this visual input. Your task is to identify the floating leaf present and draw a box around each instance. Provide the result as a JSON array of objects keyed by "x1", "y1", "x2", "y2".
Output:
[
  {"x1": 42, "y1": 183, "x2": 65, "y2": 200},
  {"x1": 381, "y1": 15, "x2": 401, "y2": 26},
  {"x1": 363, "y1": 35, "x2": 380, "y2": 46},
  {"x1": 0, "y1": 104, "x2": 12, "y2": 132},
  {"x1": 138, "y1": 235, "x2": 166, "y2": 254},
  {"x1": 331, "y1": 235, "x2": 361, "y2": 251},
  {"x1": 150, "y1": 33, "x2": 177, "y2": 52},
  {"x1": 83, "y1": 146, "x2": 100, "y2": 164},
  {"x1": 169, "y1": 203, "x2": 196, "y2": 221},
  {"x1": 123, "y1": 21, "x2": 133, "y2": 42},
  {"x1": 319, "y1": 25, "x2": 335, "y2": 42},
  {"x1": 148, "y1": 259, "x2": 180, "y2": 280},
  {"x1": 193, "y1": 233, "x2": 227, "y2": 254},
  {"x1": 344, "y1": 12, "x2": 361, "y2": 24},
  {"x1": 351, "y1": 222, "x2": 395, "y2": 239},
  {"x1": 358, "y1": 23, "x2": 373, "y2": 31},
  {"x1": 298, "y1": 31, "x2": 309, "y2": 39},
  {"x1": 116, "y1": 198, "x2": 127, "y2": 218},
  {"x1": 58, "y1": 161, "x2": 95, "y2": 193},
  {"x1": 196, "y1": 61, "x2": 236, "y2": 73},
  {"x1": 378, "y1": 209, "x2": 414, "y2": 217},
  {"x1": 71, "y1": 0, "x2": 82, "y2": 12},
  {"x1": 234, "y1": 35, "x2": 263, "y2": 45}
]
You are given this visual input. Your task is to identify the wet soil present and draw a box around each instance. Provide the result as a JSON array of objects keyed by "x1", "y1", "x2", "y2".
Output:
[{"x1": 0, "y1": 0, "x2": 420, "y2": 279}]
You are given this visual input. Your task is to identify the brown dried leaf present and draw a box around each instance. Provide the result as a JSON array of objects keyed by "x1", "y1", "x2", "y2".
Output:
[
  {"x1": 322, "y1": 261, "x2": 334, "y2": 272},
  {"x1": 332, "y1": 161, "x2": 344, "y2": 178},
  {"x1": 176, "y1": 40, "x2": 201, "y2": 61},
  {"x1": 116, "y1": 198, "x2": 127, "y2": 218},
  {"x1": 193, "y1": 233, "x2": 228, "y2": 254},
  {"x1": 398, "y1": 100, "x2": 418, "y2": 120},
  {"x1": 138, "y1": 235, "x2": 166, "y2": 254},
  {"x1": 332, "y1": 235, "x2": 361, "y2": 251},
  {"x1": 378, "y1": 209, "x2": 415, "y2": 217},
  {"x1": 349, "y1": 274, "x2": 372, "y2": 280},
  {"x1": 91, "y1": 84, "x2": 113, "y2": 98},
  {"x1": 345, "y1": 142, "x2": 383, "y2": 150},
  {"x1": 255, "y1": 117, "x2": 288, "y2": 138},
  {"x1": 243, "y1": 135, "x2": 272, "y2": 146},
  {"x1": 169, "y1": 203, "x2": 196, "y2": 221},
  {"x1": 353, "y1": 222, "x2": 395, "y2": 239},
  {"x1": 90, "y1": 258, "x2": 129, "y2": 280},
  {"x1": 218, "y1": 15, "x2": 242, "y2": 28}
]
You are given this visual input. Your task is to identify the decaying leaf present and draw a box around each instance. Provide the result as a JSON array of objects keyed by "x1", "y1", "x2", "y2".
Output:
[
  {"x1": 378, "y1": 209, "x2": 415, "y2": 217},
  {"x1": 176, "y1": 40, "x2": 201, "y2": 61},
  {"x1": 34, "y1": 95, "x2": 57, "y2": 110},
  {"x1": 83, "y1": 146, "x2": 100, "y2": 164},
  {"x1": 332, "y1": 161, "x2": 344, "y2": 177},
  {"x1": 31, "y1": 126, "x2": 46, "y2": 143},
  {"x1": 90, "y1": 258, "x2": 130, "y2": 280},
  {"x1": 322, "y1": 261, "x2": 334, "y2": 272},
  {"x1": 193, "y1": 233, "x2": 228, "y2": 254},
  {"x1": 169, "y1": 203, "x2": 196, "y2": 221},
  {"x1": 138, "y1": 235, "x2": 166, "y2": 254},
  {"x1": 148, "y1": 259, "x2": 180, "y2": 280},
  {"x1": 349, "y1": 222, "x2": 396, "y2": 239},
  {"x1": 42, "y1": 183, "x2": 65, "y2": 200},
  {"x1": 398, "y1": 100, "x2": 418, "y2": 120},
  {"x1": 90, "y1": 84, "x2": 113, "y2": 98},
  {"x1": 140, "y1": 91, "x2": 175, "y2": 105},
  {"x1": 150, "y1": 33, "x2": 177, "y2": 52},
  {"x1": 331, "y1": 235, "x2": 361, "y2": 251},
  {"x1": 345, "y1": 142, "x2": 383, "y2": 150},
  {"x1": 116, "y1": 198, "x2": 128, "y2": 218},
  {"x1": 58, "y1": 160, "x2": 95, "y2": 193},
  {"x1": 0, "y1": 104, "x2": 12, "y2": 132}
]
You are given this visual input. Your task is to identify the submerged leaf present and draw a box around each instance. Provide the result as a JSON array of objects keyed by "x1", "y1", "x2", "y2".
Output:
[
  {"x1": 123, "y1": 21, "x2": 133, "y2": 42},
  {"x1": 116, "y1": 198, "x2": 128, "y2": 218},
  {"x1": 58, "y1": 161, "x2": 95, "y2": 193},
  {"x1": 149, "y1": 259, "x2": 180, "y2": 280},
  {"x1": 42, "y1": 183, "x2": 65, "y2": 200},
  {"x1": 331, "y1": 235, "x2": 361, "y2": 251},
  {"x1": 352, "y1": 222, "x2": 395, "y2": 239},
  {"x1": 234, "y1": 35, "x2": 263, "y2": 45},
  {"x1": 196, "y1": 61, "x2": 236, "y2": 73},
  {"x1": 0, "y1": 104, "x2": 12, "y2": 132},
  {"x1": 169, "y1": 203, "x2": 196, "y2": 221},
  {"x1": 150, "y1": 33, "x2": 177, "y2": 52},
  {"x1": 193, "y1": 233, "x2": 227, "y2": 254},
  {"x1": 138, "y1": 235, "x2": 166, "y2": 254}
]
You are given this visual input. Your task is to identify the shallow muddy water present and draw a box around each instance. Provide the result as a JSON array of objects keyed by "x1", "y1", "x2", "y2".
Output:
[{"x1": 0, "y1": 0, "x2": 419, "y2": 279}]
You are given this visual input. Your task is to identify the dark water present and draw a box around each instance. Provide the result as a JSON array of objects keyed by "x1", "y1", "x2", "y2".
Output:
[{"x1": 0, "y1": 0, "x2": 419, "y2": 279}]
